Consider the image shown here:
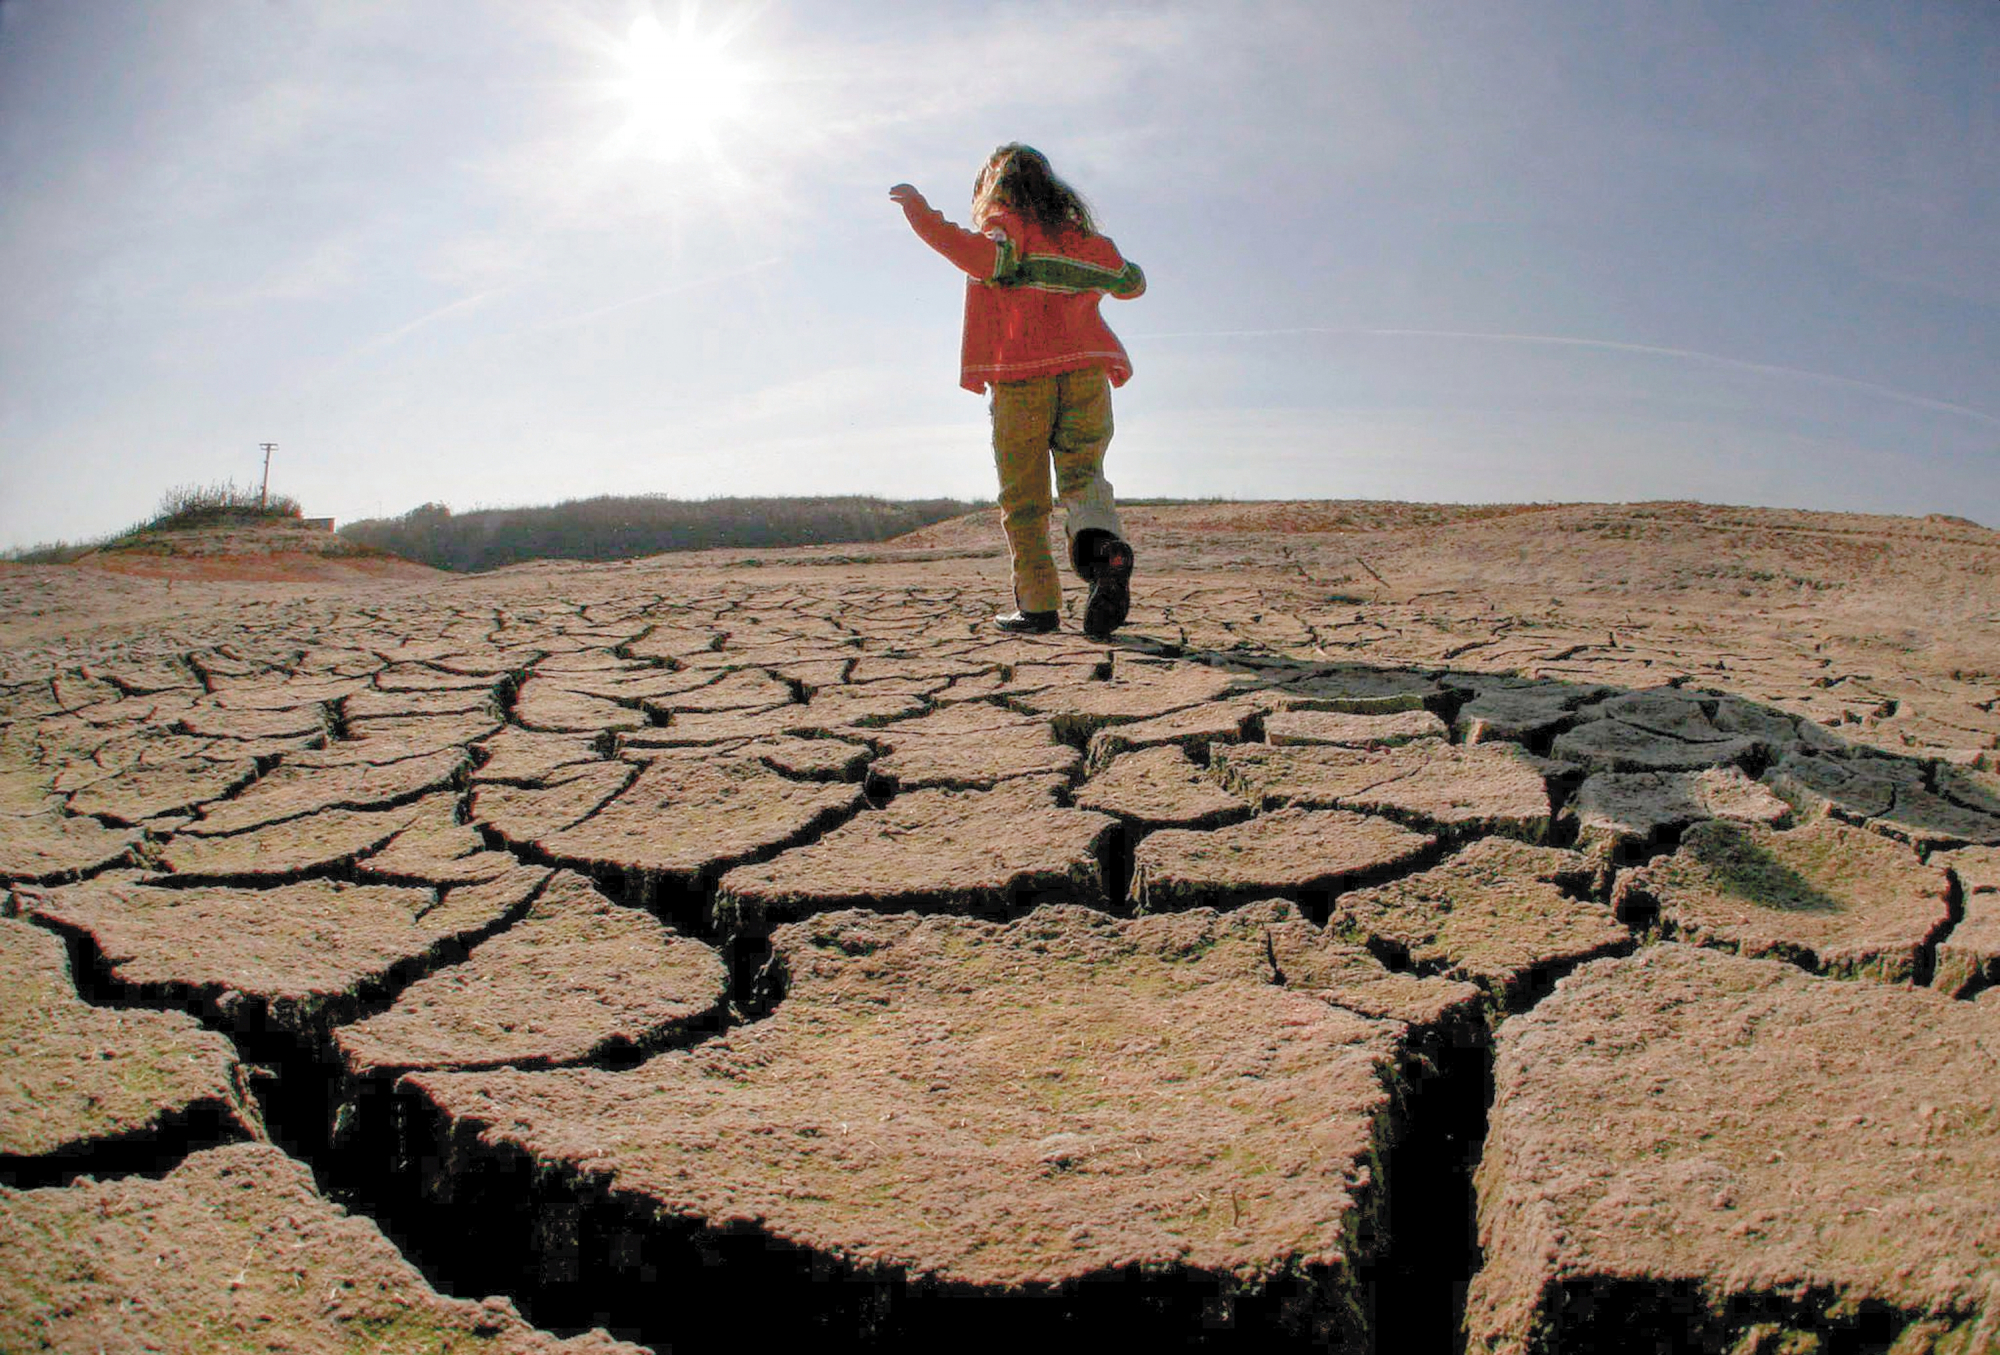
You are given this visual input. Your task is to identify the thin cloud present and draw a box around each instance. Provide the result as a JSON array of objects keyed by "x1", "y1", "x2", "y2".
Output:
[
  {"x1": 510, "y1": 254, "x2": 783, "y2": 337},
  {"x1": 1130, "y1": 326, "x2": 2000, "y2": 431},
  {"x1": 356, "y1": 289, "x2": 502, "y2": 355}
]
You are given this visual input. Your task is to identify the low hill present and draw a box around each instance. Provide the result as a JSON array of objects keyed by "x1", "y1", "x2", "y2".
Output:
[
  {"x1": 5, "y1": 480, "x2": 438, "y2": 584},
  {"x1": 75, "y1": 520, "x2": 438, "y2": 583}
]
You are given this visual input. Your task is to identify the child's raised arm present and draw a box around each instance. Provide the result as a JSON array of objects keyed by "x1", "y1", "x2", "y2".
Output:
[{"x1": 889, "y1": 183, "x2": 1011, "y2": 282}]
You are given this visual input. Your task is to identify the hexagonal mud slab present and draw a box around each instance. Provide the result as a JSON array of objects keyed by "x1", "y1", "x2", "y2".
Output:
[
  {"x1": 1564, "y1": 766, "x2": 1790, "y2": 853},
  {"x1": 1269, "y1": 665, "x2": 1438, "y2": 714},
  {"x1": 715, "y1": 777, "x2": 1115, "y2": 932},
  {"x1": 1074, "y1": 745, "x2": 1253, "y2": 830},
  {"x1": 406, "y1": 905, "x2": 1480, "y2": 1349},
  {"x1": 0, "y1": 811, "x2": 140, "y2": 882},
  {"x1": 525, "y1": 757, "x2": 866, "y2": 888},
  {"x1": 512, "y1": 676, "x2": 648, "y2": 734},
  {"x1": 1762, "y1": 748, "x2": 1900, "y2": 822},
  {"x1": 1766, "y1": 748, "x2": 2000, "y2": 851},
  {"x1": 1447, "y1": 679, "x2": 1610, "y2": 745},
  {"x1": 25, "y1": 868, "x2": 549, "y2": 1035},
  {"x1": 0, "y1": 1143, "x2": 636, "y2": 1353},
  {"x1": 1466, "y1": 945, "x2": 2000, "y2": 1354},
  {"x1": 472, "y1": 763, "x2": 636, "y2": 843},
  {"x1": 471, "y1": 728, "x2": 602, "y2": 785},
  {"x1": 189, "y1": 748, "x2": 468, "y2": 836},
  {"x1": 1210, "y1": 743, "x2": 1552, "y2": 841},
  {"x1": 333, "y1": 714, "x2": 501, "y2": 760},
  {"x1": 354, "y1": 793, "x2": 523, "y2": 884},
  {"x1": 336, "y1": 871, "x2": 726, "y2": 1076},
  {"x1": 66, "y1": 757, "x2": 260, "y2": 826},
  {"x1": 1327, "y1": 838, "x2": 1631, "y2": 1011},
  {"x1": 150, "y1": 800, "x2": 427, "y2": 880},
  {"x1": 1551, "y1": 717, "x2": 1757, "y2": 774},
  {"x1": 734, "y1": 733, "x2": 874, "y2": 781},
  {"x1": 867, "y1": 714, "x2": 1082, "y2": 791},
  {"x1": 1612, "y1": 818, "x2": 1953, "y2": 983},
  {"x1": 1, "y1": 917, "x2": 259, "y2": 1163},
  {"x1": 1083, "y1": 697, "x2": 1265, "y2": 769},
  {"x1": 1007, "y1": 660, "x2": 1247, "y2": 741},
  {"x1": 345, "y1": 686, "x2": 497, "y2": 721},
  {"x1": 1580, "y1": 689, "x2": 1752, "y2": 746},
  {"x1": 1131, "y1": 808, "x2": 1434, "y2": 912}
]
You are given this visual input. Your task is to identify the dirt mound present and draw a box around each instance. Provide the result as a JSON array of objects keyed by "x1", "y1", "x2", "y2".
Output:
[{"x1": 76, "y1": 520, "x2": 441, "y2": 582}]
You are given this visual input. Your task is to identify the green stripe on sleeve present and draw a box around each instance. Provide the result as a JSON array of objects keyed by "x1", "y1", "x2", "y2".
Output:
[{"x1": 1006, "y1": 253, "x2": 1145, "y2": 296}]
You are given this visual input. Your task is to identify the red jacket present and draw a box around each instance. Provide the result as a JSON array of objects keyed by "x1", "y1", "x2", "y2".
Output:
[{"x1": 900, "y1": 198, "x2": 1146, "y2": 393}]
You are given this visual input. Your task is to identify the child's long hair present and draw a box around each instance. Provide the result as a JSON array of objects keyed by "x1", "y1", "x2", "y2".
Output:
[{"x1": 972, "y1": 144, "x2": 1097, "y2": 236}]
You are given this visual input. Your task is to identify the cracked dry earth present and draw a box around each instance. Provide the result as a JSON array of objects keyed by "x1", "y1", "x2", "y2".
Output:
[{"x1": 3, "y1": 500, "x2": 1999, "y2": 1354}]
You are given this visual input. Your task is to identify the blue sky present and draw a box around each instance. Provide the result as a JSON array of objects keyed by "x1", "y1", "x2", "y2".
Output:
[{"x1": 2, "y1": 0, "x2": 1995, "y2": 549}]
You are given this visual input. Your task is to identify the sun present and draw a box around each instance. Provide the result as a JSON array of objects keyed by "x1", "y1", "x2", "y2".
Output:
[{"x1": 609, "y1": 9, "x2": 754, "y2": 159}]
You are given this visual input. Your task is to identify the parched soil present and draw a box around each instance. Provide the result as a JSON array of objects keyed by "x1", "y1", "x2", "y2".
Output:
[
  {"x1": 1326, "y1": 837, "x2": 1630, "y2": 1012},
  {"x1": 25, "y1": 869, "x2": 550, "y2": 1036},
  {"x1": 2, "y1": 499, "x2": 1998, "y2": 1352},
  {"x1": 335, "y1": 870, "x2": 728, "y2": 1076},
  {"x1": 409, "y1": 904, "x2": 1478, "y2": 1348},
  {"x1": 0, "y1": 1143, "x2": 636, "y2": 1353},
  {"x1": 1467, "y1": 945, "x2": 2000, "y2": 1354},
  {"x1": 1611, "y1": 817, "x2": 1955, "y2": 983},
  {"x1": 1935, "y1": 845, "x2": 2000, "y2": 998},
  {"x1": 1131, "y1": 807, "x2": 1436, "y2": 913},
  {"x1": 0, "y1": 917, "x2": 259, "y2": 1162},
  {"x1": 714, "y1": 777, "x2": 1117, "y2": 932},
  {"x1": 1209, "y1": 741, "x2": 1553, "y2": 840}
]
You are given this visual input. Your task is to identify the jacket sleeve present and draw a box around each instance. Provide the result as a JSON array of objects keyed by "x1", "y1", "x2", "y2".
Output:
[
  {"x1": 900, "y1": 200, "x2": 1020, "y2": 282},
  {"x1": 1108, "y1": 260, "x2": 1146, "y2": 299}
]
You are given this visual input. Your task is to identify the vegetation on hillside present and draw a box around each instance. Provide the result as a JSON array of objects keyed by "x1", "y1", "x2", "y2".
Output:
[
  {"x1": 337, "y1": 494, "x2": 985, "y2": 573},
  {"x1": 146, "y1": 481, "x2": 304, "y2": 531},
  {"x1": 3, "y1": 481, "x2": 305, "y2": 564}
]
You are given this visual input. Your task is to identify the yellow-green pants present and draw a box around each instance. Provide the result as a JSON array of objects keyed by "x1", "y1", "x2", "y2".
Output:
[{"x1": 990, "y1": 367, "x2": 1126, "y2": 614}]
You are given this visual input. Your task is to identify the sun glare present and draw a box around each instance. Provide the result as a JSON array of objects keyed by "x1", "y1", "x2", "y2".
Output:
[{"x1": 611, "y1": 10, "x2": 753, "y2": 159}]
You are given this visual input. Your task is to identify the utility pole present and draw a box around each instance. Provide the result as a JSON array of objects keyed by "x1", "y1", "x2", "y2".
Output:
[{"x1": 258, "y1": 443, "x2": 278, "y2": 510}]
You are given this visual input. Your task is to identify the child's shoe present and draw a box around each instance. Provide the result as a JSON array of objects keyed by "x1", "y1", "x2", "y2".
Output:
[
  {"x1": 1083, "y1": 538, "x2": 1135, "y2": 639},
  {"x1": 993, "y1": 609, "x2": 1059, "y2": 634}
]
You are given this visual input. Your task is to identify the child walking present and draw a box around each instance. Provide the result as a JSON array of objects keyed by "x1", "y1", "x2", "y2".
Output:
[{"x1": 890, "y1": 143, "x2": 1145, "y2": 637}]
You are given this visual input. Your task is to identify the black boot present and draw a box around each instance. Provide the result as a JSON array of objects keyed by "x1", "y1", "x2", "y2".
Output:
[{"x1": 1083, "y1": 537, "x2": 1135, "y2": 639}]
